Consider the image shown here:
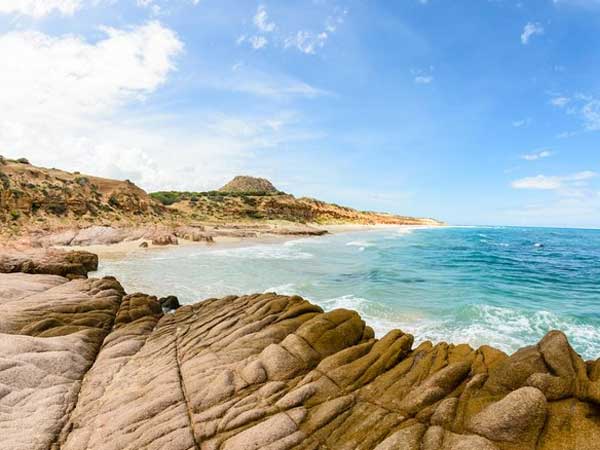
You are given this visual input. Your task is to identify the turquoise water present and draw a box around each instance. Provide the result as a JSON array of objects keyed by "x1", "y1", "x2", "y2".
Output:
[{"x1": 94, "y1": 226, "x2": 600, "y2": 360}]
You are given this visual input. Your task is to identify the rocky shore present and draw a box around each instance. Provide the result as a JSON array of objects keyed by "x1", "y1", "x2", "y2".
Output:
[{"x1": 2, "y1": 251, "x2": 599, "y2": 450}]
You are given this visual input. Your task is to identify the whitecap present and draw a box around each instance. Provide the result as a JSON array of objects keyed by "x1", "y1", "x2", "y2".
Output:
[
  {"x1": 346, "y1": 240, "x2": 375, "y2": 248},
  {"x1": 207, "y1": 245, "x2": 313, "y2": 260},
  {"x1": 263, "y1": 283, "x2": 298, "y2": 295}
]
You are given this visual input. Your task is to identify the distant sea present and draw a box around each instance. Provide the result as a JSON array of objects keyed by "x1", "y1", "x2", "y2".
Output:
[{"x1": 94, "y1": 226, "x2": 600, "y2": 360}]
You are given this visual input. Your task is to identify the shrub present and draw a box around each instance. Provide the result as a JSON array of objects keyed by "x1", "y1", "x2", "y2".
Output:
[
  {"x1": 10, "y1": 210, "x2": 20, "y2": 220},
  {"x1": 16, "y1": 158, "x2": 30, "y2": 164},
  {"x1": 0, "y1": 171, "x2": 9, "y2": 189},
  {"x1": 108, "y1": 195, "x2": 121, "y2": 207},
  {"x1": 74, "y1": 176, "x2": 89, "y2": 186},
  {"x1": 47, "y1": 203, "x2": 67, "y2": 215},
  {"x1": 150, "y1": 191, "x2": 182, "y2": 206}
]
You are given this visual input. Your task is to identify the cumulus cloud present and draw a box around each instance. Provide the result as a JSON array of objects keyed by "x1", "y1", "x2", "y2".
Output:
[
  {"x1": 521, "y1": 150, "x2": 552, "y2": 161},
  {"x1": 0, "y1": 22, "x2": 182, "y2": 118},
  {"x1": 0, "y1": 22, "x2": 320, "y2": 191},
  {"x1": 521, "y1": 22, "x2": 544, "y2": 44},
  {"x1": 0, "y1": 0, "x2": 81, "y2": 18}
]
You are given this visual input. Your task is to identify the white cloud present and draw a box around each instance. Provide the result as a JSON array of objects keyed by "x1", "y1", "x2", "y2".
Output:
[
  {"x1": 240, "y1": 5, "x2": 346, "y2": 55},
  {"x1": 550, "y1": 96, "x2": 570, "y2": 107},
  {"x1": 550, "y1": 93, "x2": 600, "y2": 132},
  {"x1": 253, "y1": 5, "x2": 276, "y2": 33},
  {"x1": 511, "y1": 171, "x2": 597, "y2": 190},
  {"x1": 521, "y1": 150, "x2": 552, "y2": 161},
  {"x1": 249, "y1": 35, "x2": 268, "y2": 49},
  {"x1": 205, "y1": 66, "x2": 331, "y2": 99},
  {"x1": 512, "y1": 118, "x2": 531, "y2": 127},
  {"x1": 414, "y1": 75, "x2": 433, "y2": 84},
  {"x1": 0, "y1": 22, "x2": 182, "y2": 118},
  {"x1": 284, "y1": 30, "x2": 328, "y2": 55},
  {"x1": 0, "y1": 0, "x2": 81, "y2": 18},
  {"x1": 0, "y1": 22, "x2": 321, "y2": 191},
  {"x1": 582, "y1": 99, "x2": 600, "y2": 130},
  {"x1": 521, "y1": 22, "x2": 544, "y2": 44},
  {"x1": 0, "y1": 22, "x2": 188, "y2": 189}
]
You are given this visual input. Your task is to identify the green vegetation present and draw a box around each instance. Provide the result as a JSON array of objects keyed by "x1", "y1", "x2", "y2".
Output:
[
  {"x1": 108, "y1": 195, "x2": 121, "y2": 208},
  {"x1": 150, "y1": 190, "x2": 285, "y2": 206},
  {"x1": 9, "y1": 210, "x2": 20, "y2": 220},
  {"x1": 16, "y1": 158, "x2": 30, "y2": 164},
  {"x1": 74, "y1": 176, "x2": 89, "y2": 186},
  {"x1": 0, "y1": 171, "x2": 9, "y2": 189}
]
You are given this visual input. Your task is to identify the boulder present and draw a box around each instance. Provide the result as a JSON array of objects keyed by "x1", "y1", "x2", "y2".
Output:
[
  {"x1": 151, "y1": 233, "x2": 178, "y2": 246},
  {"x1": 0, "y1": 249, "x2": 98, "y2": 277}
]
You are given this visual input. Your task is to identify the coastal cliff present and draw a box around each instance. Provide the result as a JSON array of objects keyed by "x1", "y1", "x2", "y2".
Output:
[
  {"x1": 1, "y1": 252, "x2": 599, "y2": 450},
  {"x1": 0, "y1": 158, "x2": 442, "y2": 246}
]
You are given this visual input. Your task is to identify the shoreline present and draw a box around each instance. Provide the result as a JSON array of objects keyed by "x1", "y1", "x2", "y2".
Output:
[{"x1": 56, "y1": 223, "x2": 438, "y2": 259}]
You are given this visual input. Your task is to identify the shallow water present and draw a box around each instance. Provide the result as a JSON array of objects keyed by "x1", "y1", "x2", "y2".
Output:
[{"x1": 94, "y1": 226, "x2": 600, "y2": 359}]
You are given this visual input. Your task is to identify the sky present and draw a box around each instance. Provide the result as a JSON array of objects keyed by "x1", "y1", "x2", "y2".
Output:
[{"x1": 0, "y1": 0, "x2": 599, "y2": 227}]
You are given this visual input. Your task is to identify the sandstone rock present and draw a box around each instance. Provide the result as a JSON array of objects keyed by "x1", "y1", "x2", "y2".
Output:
[
  {"x1": 2, "y1": 273, "x2": 599, "y2": 450},
  {"x1": 0, "y1": 249, "x2": 98, "y2": 277},
  {"x1": 468, "y1": 387, "x2": 547, "y2": 443},
  {"x1": 174, "y1": 226, "x2": 215, "y2": 243},
  {"x1": 151, "y1": 233, "x2": 179, "y2": 246}
]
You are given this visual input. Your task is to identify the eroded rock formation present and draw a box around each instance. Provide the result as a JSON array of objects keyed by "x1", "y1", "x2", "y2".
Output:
[
  {"x1": 1, "y1": 263, "x2": 599, "y2": 449},
  {"x1": 0, "y1": 249, "x2": 98, "y2": 277}
]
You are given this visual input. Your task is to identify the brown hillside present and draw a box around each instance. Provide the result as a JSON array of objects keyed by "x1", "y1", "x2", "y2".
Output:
[
  {"x1": 0, "y1": 156, "x2": 167, "y2": 230},
  {"x1": 219, "y1": 176, "x2": 279, "y2": 194}
]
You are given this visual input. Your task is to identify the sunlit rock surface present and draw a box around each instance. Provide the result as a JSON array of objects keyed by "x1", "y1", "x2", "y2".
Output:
[{"x1": 1, "y1": 265, "x2": 600, "y2": 449}]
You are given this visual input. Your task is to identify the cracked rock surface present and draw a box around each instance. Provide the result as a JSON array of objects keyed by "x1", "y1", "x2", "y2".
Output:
[{"x1": 1, "y1": 271, "x2": 600, "y2": 450}]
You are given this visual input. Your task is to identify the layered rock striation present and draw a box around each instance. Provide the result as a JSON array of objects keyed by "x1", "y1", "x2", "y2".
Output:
[{"x1": 1, "y1": 259, "x2": 599, "y2": 449}]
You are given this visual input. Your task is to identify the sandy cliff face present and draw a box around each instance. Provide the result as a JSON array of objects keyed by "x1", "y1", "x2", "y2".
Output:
[
  {"x1": 1, "y1": 254, "x2": 598, "y2": 450},
  {"x1": 0, "y1": 158, "x2": 167, "y2": 230}
]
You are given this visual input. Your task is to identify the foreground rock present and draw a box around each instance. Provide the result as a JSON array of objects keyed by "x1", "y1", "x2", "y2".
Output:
[
  {"x1": 0, "y1": 249, "x2": 98, "y2": 277},
  {"x1": 1, "y1": 271, "x2": 599, "y2": 449}
]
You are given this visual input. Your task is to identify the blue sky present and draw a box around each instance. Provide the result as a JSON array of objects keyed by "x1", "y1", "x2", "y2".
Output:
[{"x1": 0, "y1": 0, "x2": 599, "y2": 227}]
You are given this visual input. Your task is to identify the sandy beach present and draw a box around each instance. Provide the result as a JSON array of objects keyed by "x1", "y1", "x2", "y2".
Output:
[{"x1": 55, "y1": 223, "x2": 433, "y2": 259}]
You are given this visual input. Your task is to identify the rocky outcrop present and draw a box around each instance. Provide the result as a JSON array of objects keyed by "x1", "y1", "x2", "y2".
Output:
[
  {"x1": 0, "y1": 249, "x2": 98, "y2": 277},
  {"x1": 219, "y1": 175, "x2": 280, "y2": 195},
  {"x1": 2, "y1": 269, "x2": 599, "y2": 449},
  {"x1": 151, "y1": 232, "x2": 179, "y2": 246}
]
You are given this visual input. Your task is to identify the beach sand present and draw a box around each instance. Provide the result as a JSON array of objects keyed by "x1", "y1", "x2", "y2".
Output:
[{"x1": 56, "y1": 223, "x2": 434, "y2": 259}]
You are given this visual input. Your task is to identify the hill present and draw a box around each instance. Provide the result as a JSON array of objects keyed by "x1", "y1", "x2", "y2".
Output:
[
  {"x1": 151, "y1": 176, "x2": 443, "y2": 226},
  {"x1": 0, "y1": 156, "x2": 167, "y2": 234},
  {"x1": 0, "y1": 157, "x2": 443, "y2": 240},
  {"x1": 219, "y1": 175, "x2": 280, "y2": 195}
]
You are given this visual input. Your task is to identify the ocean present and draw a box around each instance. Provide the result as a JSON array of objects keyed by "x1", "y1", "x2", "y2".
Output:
[{"x1": 94, "y1": 226, "x2": 600, "y2": 360}]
